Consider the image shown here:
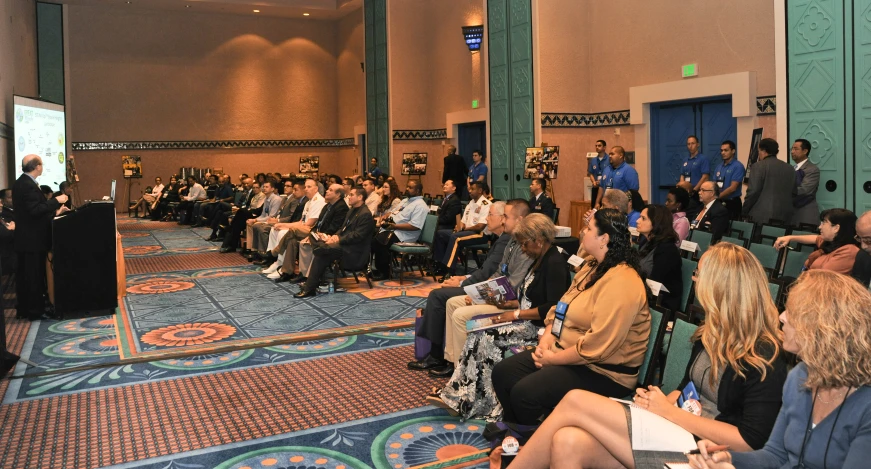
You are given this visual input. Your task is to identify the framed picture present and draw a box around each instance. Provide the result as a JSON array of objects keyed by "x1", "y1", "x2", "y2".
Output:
[
  {"x1": 401, "y1": 152, "x2": 428, "y2": 175},
  {"x1": 121, "y1": 155, "x2": 142, "y2": 178},
  {"x1": 525, "y1": 146, "x2": 559, "y2": 179},
  {"x1": 299, "y1": 156, "x2": 320, "y2": 174}
]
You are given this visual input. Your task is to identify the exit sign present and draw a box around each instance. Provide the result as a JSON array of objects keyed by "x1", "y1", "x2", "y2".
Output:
[
  {"x1": 472, "y1": 99, "x2": 479, "y2": 109},
  {"x1": 682, "y1": 64, "x2": 698, "y2": 78}
]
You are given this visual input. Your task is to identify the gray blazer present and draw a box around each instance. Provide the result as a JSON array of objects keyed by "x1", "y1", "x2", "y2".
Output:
[
  {"x1": 792, "y1": 161, "x2": 820, "y2": 226},
  {"x1": 742, "y1": 156, "x2": 797, "y2": 225}
]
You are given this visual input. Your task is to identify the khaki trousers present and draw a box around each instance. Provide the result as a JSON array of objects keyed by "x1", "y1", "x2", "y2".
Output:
[{"x1": 444, "y1": 295, "x2": 500, "y2": 363}]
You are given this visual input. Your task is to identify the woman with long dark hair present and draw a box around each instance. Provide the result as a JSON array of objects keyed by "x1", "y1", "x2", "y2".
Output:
[
  {"x1": 636, "y1": 204, "x2": 683, "y2": 311},
  {"x1": 774, "y1": 208, "x2": 859, "y2": 275},
  {"x1": 490, "y1": 208, "x2": 651, "y2": 425},
  {"x1": 376, "y1": 180, "x2": 402, "y2": 218}
]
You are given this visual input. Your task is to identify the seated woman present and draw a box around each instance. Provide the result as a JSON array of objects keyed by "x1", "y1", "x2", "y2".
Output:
[
  {"x1": 627, "y1": 189, "x2": 644, "y2": 228},
  {"x1": 376, "y1": 180, "x2": 402, "y2": 219},
  {"x1": 635, "y1": 204, "x2": 683, "y2": 311},
  {"x1": 504, "y1": 243, "x2": 788, "y2": 469},
  {"x1": 428, "y1": 213, "x2": 570, "y2": 420},
  {"x1": 774, "y1": 208, "x2": 859, "y2": 275},
  {"x1": 490, "y1": 209, "x2": 650, "y2": 426},
  {"x1": 688, "y1": 270, "x2": 871, "y2": 469},
  {"x1": 129, "y1": 176, "x2": 164, "y2": 217},
  {"x1": 151, "y1": 175, "x2": 182, "y2": 221},
  {"x1": 666, "y1": 186, "x2": 691, "y2": 243}
]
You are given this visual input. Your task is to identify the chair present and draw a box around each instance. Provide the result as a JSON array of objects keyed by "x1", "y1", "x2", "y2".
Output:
[
  {"x1": 332, "y1": 259, "x2": 373, "y2": 289},
  {"x1": 552, "y1": 207, "x2": 561, "y2": 224},
  {"x1": 639, "y1": 307, "x2": 669, "y2": 387},
  {"x1": 679, "y1": 258, "x2": 697, "y2": 313},
  {"x1": 780, "y1": 249, "x2": 811, "y2": 281},
  {"x1": 719, "y1": 236, "x2": 746, "y2": 248},
  {"x1": 729, "y1": 220, "x2": 755, "y2": 242},
  {"x1": 432, "y1": 196, "x2": 443, "y2": 207},
  {"x1": 749, "y1": 242, "x2": 782, "y2": 276},
  {"x1": 788, "y1": 230, "x2": 817, "y2": 252},
  {"x1": 768, "y1": 279, "x2": 786, "y2": 310},
  {"x1": 660, "y1": 319, "x2": 699, "y2": 393},
  {"x1": 686, "y1": 230, "x2": 713, "y2": 260},
  {"x1": 389, "y1": 214, "x2": 438, "y2": 285},
  {"x1": 463, "y1": 241, "x2": 491, "y2": 273},
  {"x1": 759, "y1": 224, "x2": 788, "y2": 245}
]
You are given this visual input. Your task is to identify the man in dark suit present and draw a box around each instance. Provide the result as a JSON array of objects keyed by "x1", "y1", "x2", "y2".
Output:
[
  {"x1": 294, "y1": 186, "x2": 376, "y2": 298},
  {"x1": 443, "y1": 145, "x2": 468, "y2": 200},
  {"x1": 853, "y1": 211, "x2": 871, "y2": 287},
  {"x1": 692, "y1": 181, "x2": 730, "y2": 241},
  {"x1": 743, "y1": 138, "x2": 797, "y2": 225},
  {"x1": 790, "y1": 138, "x2": 821, "y2": 227},
  {"x1": 209, "y1": 177, "x2": 253, "y2": 241},
  {"x1": 437, "y1": 179, "x2": 463, "y2": 231},
  {"x1": 13, "y1": 155, "x2": 69, "y2": 320},
  {"x1": 528, "y1": 177, "x2": 555, "y2": 220}
]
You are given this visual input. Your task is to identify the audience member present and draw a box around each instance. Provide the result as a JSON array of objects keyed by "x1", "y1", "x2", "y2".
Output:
[
  {"x1": 218, "y1": 181, "x2": 263, "y2": 252},
  {"x1": 430, "y1": 213, "x2": 571, "y2": 414},
  {"x1": 507, "y1": 243, "x2": 788, "y2": 469},
  {"x1": 790, "y1": 138, "x2": 821, "y2": 227},
  {"x1": 40, "y1": 185, "x2": 53, "y2": 200},
  {"x1": 852, "y1": 210, "x2": 871, "y2": 287},
  {"x1": 626, "y1": 189, "x2": 644, "y2": 228},
  {"x1": 689, "y1": 270, "x2": 871, "y2": 469},
  {"x1": 409, "y1": 200, "x2": 533, "y2": 374},
  {"x1": 774, "y1": 208, "x2": 859, "y2": 275},
  {"x1": 130, "y1": 177, "x2": 163, "y2": 215},
  {"x1": 432, "y1": 181, "x2": 491, "y2": 278},
  {"x1": 248, "y1": 182, "x2": 266, "y2": 212},
  {"x1": 255, "y1": 173, "x2": 268, "y2": 186},
  {"x1": 636, "y1": 204, "x2": 683, "y2": 311},
  {"x1": 152, "y1": 175, "x2": 183, "y2": 221},
  {"x1": 341, "y1": 178, "x2": 353, "y2": 206},
  {"x1": 588, "y1": 140, "x2": 609, "y2": 208},
  {"x1": 259, "y1": 179, "x2": 324, "y2": 272},
  {"x1": 436, "y1": 179, "x2": 463, "y2": 231},
  {"x1": 188, "y1": 174, "x2": 219, "y2": 225},
  {"x1": 443, "y1": 145, "x2": 468, "y2": 199},
  {"x1": 714, "y1": 140, "x2": 746, "y2": 220},
  {"x1": 208, "y1": 177, "x2": 252, "y2": 240},
  {"x1": 743, "y1": 138, "x2": 797, "y2": 224},
  {"x1": 177, "y1": 176, "x2": 206, "y2": 224},
  {"x1": 692, "y1": 181, "x2": 729, "y2": 241},
  {"x1": 197, "y1": 175, "x2": 235, "y2": 227},
  {"x1": 595, "y1": 146, "x2": 639, "y2": 208},
  {"x1": 666, "y1": 186, "x2": 691, "y2": 243},
  {"x1": 294, "y1": 186, "x2": 376, "y2": 298},
  {"x1": 528, "y1": 178, "x2": 554, "y2": 220},
  {"x1": 240, "y1": 181, "x2": 282, "y2": 257},
  {"x1": 376, "y1": 180, "x2": 402, "y2": 218},
  {"x1": 249, "y1": 180, "x2": 301, "y2": 259},
  {"x1": 491, "y1": 208, "x2": 649, "y2": 425},
  {"x1": 370, "y1": 180, "x2": 428, "y2": 280},
  {"x1": 362, "y1": 178, "x2": 380, "y2": 215}
]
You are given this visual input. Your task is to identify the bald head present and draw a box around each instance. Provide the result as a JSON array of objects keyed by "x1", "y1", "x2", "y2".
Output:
[
  {"x1": 857, "y1": 211, "x2": 871, "y2": 254},
  {"x1": 325, "y1": 183, "x2": 344, "y2": 203},
  {"x1": 22, "y1": 155, "x2": 42, "y2": 175}
]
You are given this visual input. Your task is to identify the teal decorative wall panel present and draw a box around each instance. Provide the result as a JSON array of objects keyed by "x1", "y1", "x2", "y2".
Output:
[
  {"x1": 855, "y1": 0, "x2": 871, "y2": 212},
  {"x1": 489, "y1": 0, "x2": 534, "y2": 201},
  {"x1": 37, "y1": 2, "x2": 64, "y2": 105},
  {"x1": 364, "y1": 0, "x2": 389, "y2": 172}
]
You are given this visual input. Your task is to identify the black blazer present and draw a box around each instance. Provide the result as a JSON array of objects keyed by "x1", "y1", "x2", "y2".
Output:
[
  {"x1": 697, "y1": 201, "x2": 730, "y2": 241},
  {"x1": 522, "y1": 244, "x2": 572, "y2": 323},
  {"x1": 12, "y1": 174, "x2": 61, "y2": 252},
  {"x1": 338, "y1": 205, "x2": 376, "y2": 268},
  {"x1": 443, "y1": 153, "x2": 468, "y2": 187},
  {"x1": 529, "y1": 194, "x2": 555, "y2": 220},
  {"x1": 462, "y1": 233, "x2": 509, "y2": 286},
  {"x1": 677, "y1": 341, "x2": 788, "y2": 450},
  {"x1": 315, "y1": 201, "x2": 349, "y2": 236},
  {"x1": 437, "y1": 194, "x2": 462, "y2": 228},
  {"x1": 639, "y1": 240, "x2": 683, "y2": 311},
  {"x1": 852, "y1": 249, "x2": 871, "y2": 287},
  {"x1": 288, "y1": 196, "x2": 308, "y2": 223}
]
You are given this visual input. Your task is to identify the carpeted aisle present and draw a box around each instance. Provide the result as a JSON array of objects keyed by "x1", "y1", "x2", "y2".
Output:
[{"x1": 0, "y1": 217, "x2": 476, "y2": 469}]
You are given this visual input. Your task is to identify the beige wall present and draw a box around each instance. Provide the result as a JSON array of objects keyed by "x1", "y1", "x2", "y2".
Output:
[
  {"x1": 337, "y1": 9, "x2": 366, "y2": 138},
  {"x1": 0, "y1": 0, "x2": 38, "y2": 186}
]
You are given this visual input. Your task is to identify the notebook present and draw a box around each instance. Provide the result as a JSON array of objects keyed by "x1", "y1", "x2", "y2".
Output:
[{"x1": 610, "y1": 398, "x2": 697, "y2": 453}]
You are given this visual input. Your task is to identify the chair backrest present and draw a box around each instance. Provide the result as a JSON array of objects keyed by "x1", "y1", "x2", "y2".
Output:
[
  {"x1": 688, "y1": 230, "x2": 713, "y2": 258},
  {"x1": 749, "y1": 242, "x2": 781, "y2": 274},
  {"x1": 781, "y1": 249, "x2": 811, "y2": 280},
  {"x1": 432, "y1": 197, "x2": 443, "y2": 206},
  {"x1": 661, "y1": 319, "x2": 699, "y2": 393},
  {"x1": 719, "y1": 236, "x2": 746, "y2": 248},
  {"x1": 729, "y1": 220, "x2": 755, "y2": 241},
  {"x1": 639, "y1": 307, "x2": 666, "y2": 387},
  {"x1": 788, "y1": 230, "x2": 818, "y2": 251},
  {"x1": 679, "y1": 258, "x2": 697, "y2": 313},
  {"x1": 768, "y1": 281, "x2": 782, "y2": 306},
  {"x1": 552, "y1": 207, "x2": 561, "y2": 224},
  {"x1": 419, "y1": 214, "x2": 438, "y2": 244},
  {"x1": 760, "y1": 224, "x2": 788, "y2": 245}
]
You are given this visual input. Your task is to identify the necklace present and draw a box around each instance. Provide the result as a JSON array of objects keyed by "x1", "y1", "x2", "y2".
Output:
[{"x1": 816, "y1": 388, "x2": 848, "y2": 405}]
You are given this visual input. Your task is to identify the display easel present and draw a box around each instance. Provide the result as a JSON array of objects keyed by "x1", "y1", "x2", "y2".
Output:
[{"x1": 540, "y1": 142, "x2": 557, "y2": 205}]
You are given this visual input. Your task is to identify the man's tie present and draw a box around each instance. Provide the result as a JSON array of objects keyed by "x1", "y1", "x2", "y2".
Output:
[
  {"x1": 316, "y1": 203, "x2": 333, "y2": 231},
  {"x1": 694, "y1": 207, "x2": 707, "y2": 224}
]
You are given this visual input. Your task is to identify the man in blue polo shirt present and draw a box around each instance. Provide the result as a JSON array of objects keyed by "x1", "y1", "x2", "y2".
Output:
[
  {"x1": 713, "y1": 139, "x2": 746, "y2": 220},
  {"x1": 587, "y1": 139, "x2": 609, "y2": 206},
  {"x1": 595, "y1": 146, "x2": 639, "y2": 208},
  {"x1": 466, "y1": 150, "x2": 488, "y2": 199},
  {"x1": 678, "y1": 135, "x2": 710, "y2": 217}
]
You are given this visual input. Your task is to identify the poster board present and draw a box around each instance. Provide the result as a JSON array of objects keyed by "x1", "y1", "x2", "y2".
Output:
[
  {"x1": 121, "y1": 155, "x2": 142, "y2": 178},
  {"x1": 299, "y1": 156, "x2": 320, "y2": 174},
  {"x1": 401, "y1": 152, "x2": 428, "y2": 175},
  {"x1": 524, "y1": 146, "x2": 560, "y2": 179},
  {"x1": 745, "y1": 128, "x2": 764, "y2": 180}
]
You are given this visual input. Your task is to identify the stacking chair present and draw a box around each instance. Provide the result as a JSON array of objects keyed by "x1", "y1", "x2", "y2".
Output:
[
  {"x1": 552, "y1": 207, "x2": 561, "y2": 224},
  {"x1": 660, "y1": 319, "x2": 699, "y2": 393},
  {"x1": 679, "y1": 258, "x2": 697, "y2": 314},
  {"x1": 749, "y1": 242, "x2": 782, "y2": 277},
  {"x1": 638, "y1": 307, "x2": 670, "y2": 387},
  {"x1": 788, "y1": 230, "x2": 818, "y2": 252},
  {"x1": 729, "y1": 220, "x2": 755, "y2": 242},
  {"x1": 389, "y1": 214, "x2": 438, "y2": 285},
  {"x1": 686, "y1": 230, "x2": 713, "y2": 260},
  {"x1": 718, "y1": 236, "x2": 746, "y2": 248},
  {"x1": 780, "y1": 249, "x2": 811, "y2": 283},
  {"x1": 759, "y1": 224, "x2": 788, "y2": 245}
]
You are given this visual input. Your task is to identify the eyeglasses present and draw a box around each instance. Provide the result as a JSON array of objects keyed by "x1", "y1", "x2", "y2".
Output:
[
  {"x1": 856, "y1": 235, "x2": 871, "y2": 245},
  {"x1": 698, "y1": 188, "x2": 714, "y2": 193}
]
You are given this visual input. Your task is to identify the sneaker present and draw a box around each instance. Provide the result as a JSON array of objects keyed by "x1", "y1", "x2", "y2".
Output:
[
  {"x1": 266, "y1": 270, "x2": 282, "y2": 280},
  {"x1": 262, "y1": 261, "x2": 280, "y2": 274}
]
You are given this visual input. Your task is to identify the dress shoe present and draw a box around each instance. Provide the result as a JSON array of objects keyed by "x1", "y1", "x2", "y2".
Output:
[
  {"x1": 207, "y1": 235, "x2": 218, "y2": 241},
  {"x1": 428, "y1": 363, "x2": 455, "y2": 378},
  {"x1": 214, "y1": 236, "x2": 225, "y2": 243},
  {"x1": 275, "y1": 272, "x2": 294, "y2": 283},
  {"x1": 408, "y1": 354, "x2": 447, "y2": 371},
  {"x1": 293, "y1": 289, "x2": 316, "y2": 299},
  {"x1": 266, "y1": 270, "x2": 282, "y2": 280},
  {"x1": 254, "y1": 257, "x2": 275, "y2": 266},
  {"x1": 293, "y1": 276, "x2": 308, "y2": 284},
  {"x1": 262, "y1": 262, "x2": 280, "y2": 274},
  {"x1": 220, "y1": 247, "x2": 235, "y2": 253},
  {"x1": 245, "y1": 253, "x2": 258, "y2": 260}
]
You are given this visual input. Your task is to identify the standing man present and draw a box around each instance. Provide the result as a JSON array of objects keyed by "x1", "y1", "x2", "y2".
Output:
[
  {"x1": 594, "y1": 146, "x2": 639, "y2": 208},
  {"x1": 713, "y1": 140, "x2": 746, "y2": 220},
  {"x1": 437, "y1": 179, "x2": 463, "y2": 231},
  {"x1": 677, "y1": 135, "x2": 710, "y2": 215},
  {"x1": 370, "y1": 180, "x2": 428, "y2": 280},
  {"x1": 791, "y1": 138, "x2": 821, "y2": 227},
  {"x1": 742, "y1": 138, "x2": 797, "y2": 225},
  {"x1": 432, "y1": 181, "x2": 491, "y2": 278},
  {"x1": 466, "y1": 150, "x2": 488, "y2": 200},
  {"x1": 13, "y1": 155, "x2": 69, "y2": 320},
  {"x1": 443, "y1": 145, "x2": 468, "y2": 200},
  {"x1": 528, "y1": 177, "x2": 555, "y2": 220},
  {"x1": 367, "y1": 157, "x2": 383, "y2": 179},
  {"x1": 587, "y1": 140, "x2": 608, "y2": 206}
]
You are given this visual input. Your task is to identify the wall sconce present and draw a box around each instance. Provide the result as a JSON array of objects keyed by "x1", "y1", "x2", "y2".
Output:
[{"x1": 462, "y1": 25, "x2": 484, "y2": 52}]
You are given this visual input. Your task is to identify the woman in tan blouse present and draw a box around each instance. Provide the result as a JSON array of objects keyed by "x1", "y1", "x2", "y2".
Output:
[
  {"x1": 490, "y1": 208, "x2": 650, "y2": 425},
  {"x1": 774, "y1": 208, "x2": 859, "y2": 275}
]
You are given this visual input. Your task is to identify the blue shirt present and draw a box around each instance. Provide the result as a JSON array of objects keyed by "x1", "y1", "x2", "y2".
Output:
[
  {"x1": 216, "y1": 183, "x2": 234, "y2": 201},
  {"x1": 713, "y1": 158, "x2": 746, "y2": 199},
  {"x1": 731, "y1": 364, "x2": 871, "y2": 469},
  {"x1": 469, "y1": 162, "x2": 488, "y2": 184},
  {"x1": 370, "y1": 166, "x2": 382, "y2": 178},
  {"x1": 679, "y1": 153, "x2": 710, "y2": 186},
  {"x1": 386, "y1": 196, "x2": 429, "y2": 243},
  {"x1": 588, "y1": 154, "x2": 609, "y2": 181},
  {"x1": 628, "y1": 211, "x2": 641, "y2": 228},
  {"x1": 601, "y1": 161, "x2": 639, "y2": 192}
]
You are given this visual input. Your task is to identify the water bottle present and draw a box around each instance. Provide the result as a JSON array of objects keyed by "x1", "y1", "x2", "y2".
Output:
[
  {"x1": 401, "y1": 289, "x2": 406, "y2": 297},
  {"x1": 328, "y1": 281, "x2": 335, "y2": 294}
]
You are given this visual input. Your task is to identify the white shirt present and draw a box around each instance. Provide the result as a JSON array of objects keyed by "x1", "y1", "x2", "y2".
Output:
[
  {"x1": 301, "y1": 192, "x2": 326, "y2": 222},
  {"x1": 461, "y1": 196, "x2": 491, "y2": 227},
  {"x1": 150, "y1": 184, "x2": 164, "y2": 196},
  {"x1": 365, "y1": 191, "x2": 381, "y2": 215},
  {"x1": 795, "y1": 159, "x2": 808, "y2": 171}
]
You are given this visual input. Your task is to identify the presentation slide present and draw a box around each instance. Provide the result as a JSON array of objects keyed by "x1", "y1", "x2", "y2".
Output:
[{"x1": 14, "y1": 95, "x2": 67, "y2": 191}]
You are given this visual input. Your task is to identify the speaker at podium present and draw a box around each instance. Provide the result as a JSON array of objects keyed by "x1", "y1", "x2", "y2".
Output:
[{"x1": 49, "y1": 201, "x2": 119, "y2": 316}]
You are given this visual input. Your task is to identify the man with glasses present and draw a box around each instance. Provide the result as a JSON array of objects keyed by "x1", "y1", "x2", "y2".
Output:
[
  {"x1": 691, "y1": 181, "x2": 729, "y2": 241},
  {"x1": 852, "y1": 211, "x2": 871, "y2": 287}
]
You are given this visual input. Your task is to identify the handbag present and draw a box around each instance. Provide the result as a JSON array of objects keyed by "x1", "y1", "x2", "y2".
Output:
[{"x1": 374, "y1": 230, "x2": 396, "y2": 246}]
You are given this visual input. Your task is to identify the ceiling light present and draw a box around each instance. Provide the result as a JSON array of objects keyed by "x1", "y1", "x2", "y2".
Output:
[
  {"x1": 303, "y1": 13, "x2": 310, "y2": 16},
  {"x1": 253, "y1": 9, "x2": 260, "y2": 13}
]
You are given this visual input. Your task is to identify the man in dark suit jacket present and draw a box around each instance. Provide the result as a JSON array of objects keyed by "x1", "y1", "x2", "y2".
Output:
[
  {"x1": 692, "y1": 181, "x2": 730, "y2": 241},
  {"x1": 443, "y1": 145, "x2": 468, "y2": 199},
  {"x1": 13, "y1": 155, "x2": 70, "y2": 320},
  {"x1": 853, "y1": 212, "x2": 871, "y2": 287},
  {"x1": 528, "y1": 177, "x2": 555, "y2": 220},
  {"x1": 295, "y1": 186, "x2": 376, "y2": 298},
  {"x1": 437, "y1": 180, "x2": 463, "y2": 231},
  {"x1": 743, "y1": 138, "x2": 797, "y2": 224}
]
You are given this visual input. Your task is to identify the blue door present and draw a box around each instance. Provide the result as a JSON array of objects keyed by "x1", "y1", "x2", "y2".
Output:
[{"x1": 651, "y1": 99, "x2": 737, "y2": 204}]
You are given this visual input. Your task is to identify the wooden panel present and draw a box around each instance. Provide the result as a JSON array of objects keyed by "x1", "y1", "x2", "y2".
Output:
[{"x1": 569, "y1": 200, "x2": 592, "y2": 239}]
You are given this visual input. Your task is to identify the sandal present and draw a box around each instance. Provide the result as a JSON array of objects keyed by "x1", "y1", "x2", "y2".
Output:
[{"x1": 425, "y1": 392, "x2": 460, "y2": 417}]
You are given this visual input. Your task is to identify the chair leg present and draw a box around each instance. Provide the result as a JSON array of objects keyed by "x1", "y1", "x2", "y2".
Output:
[
  {"x1": 364, "y1": 271, "x2": 373, "y2": 289},
  {"x1": 398, "y1": 254, "x2": 406, "y2": 285},
  {"x1": 352, "y1": 272, "x2": 360, "y2": 284}
]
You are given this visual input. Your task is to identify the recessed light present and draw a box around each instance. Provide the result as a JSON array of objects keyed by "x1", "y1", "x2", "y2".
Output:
[
  {"x1": 253, "y1": 9, "x2": 260, "y2": 12},
  {"x1": 185, "y1": 4, "x2": 190, "y2": 7},
  {"x1": 303, "y1": 13, "x2": 310, "y2": 16}
]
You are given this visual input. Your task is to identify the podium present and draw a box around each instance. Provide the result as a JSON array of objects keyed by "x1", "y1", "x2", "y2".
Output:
[{"x1": 50, "y1": 201, "x2": 118, "y2": 315}]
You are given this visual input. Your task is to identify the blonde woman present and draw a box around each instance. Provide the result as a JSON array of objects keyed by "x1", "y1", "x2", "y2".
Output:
[
  {"x1": 504, "y1": 243, "x2": 788, "y2": 469},
  {"x1": 689, "y1": 270, "x2": 871, "y2": 469}
]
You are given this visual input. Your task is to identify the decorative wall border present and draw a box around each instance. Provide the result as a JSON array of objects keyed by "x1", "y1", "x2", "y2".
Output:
[
  {"x1": 757, "y1": 95, "x2": 776, "y2": 115},
  {"x1": 392, "y1": 129, "x2": 447, "y2": 140},
  {"x1": 71, "y1": 138, "x2": 355, "y2": 151},
  {"x1": 0, "y1": 121, "x2": 12, "y2": 141}
]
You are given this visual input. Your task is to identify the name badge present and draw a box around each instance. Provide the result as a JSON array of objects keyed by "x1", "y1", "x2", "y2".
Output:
[
  {"x1": 683, "y1": 175, "x2": 691, "y2": 183},
  {"x1": 678, "y1": 382, "x2": 703, "y2": 416},
  {"x1": 680, "y1": 239, "x2": 699, "y2": 253},
  {"x1": 500, "y1": 263, "x2": 509, "y2": 275},
  {"x1": 645, "y1": 279, "x2": 670, "y2": 296},
  {"x1": 597, "y1": 175, "x2": 603, "y2": 181},
  {"x1": 551, "y1": 301, "x2": 569, "y2": 338},
  {"x1": 475, "y1": 207, "x2": 481, "y2": 214},
  {"x1": 567, "y1": 255, "x2": 584, "y2": 267},
  {"x1": 717, "y1": 181, "x2": 724, "y2": 188}
]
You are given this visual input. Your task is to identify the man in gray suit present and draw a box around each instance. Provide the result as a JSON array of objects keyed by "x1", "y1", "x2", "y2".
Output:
[
  {"x1": 790, "y1": 138, "x2": 821, "y2": 227},
  {"x1": 742, "y1": 138, "x2": 797, "y2": 225}
]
